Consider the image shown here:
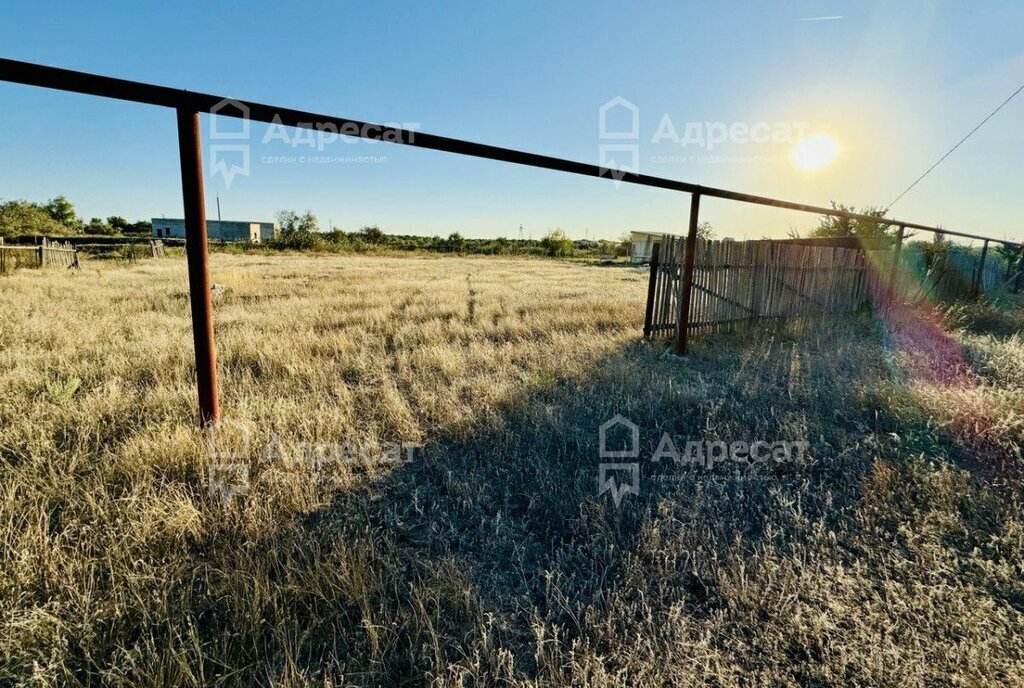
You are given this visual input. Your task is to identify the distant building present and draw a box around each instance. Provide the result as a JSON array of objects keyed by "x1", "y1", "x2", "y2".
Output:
[
  {"x1": 151, "y1": 218, "x2": 280, "y2": 243},
  {"x1": 630, "y1": 231, "x2": 738, "y2": 262},
  {"x1": 629, "y1": 230, "x2": 675, "y2": 263}
]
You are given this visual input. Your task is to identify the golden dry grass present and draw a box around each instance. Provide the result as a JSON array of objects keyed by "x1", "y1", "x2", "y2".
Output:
[{"x1": 1, "y1": 253, "x2": 1023, "y2": 686}]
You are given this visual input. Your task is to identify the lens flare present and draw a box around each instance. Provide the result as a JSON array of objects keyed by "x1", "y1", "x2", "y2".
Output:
[{"x1": 791, "y1": 133, "x2": 839, "y2": 172}]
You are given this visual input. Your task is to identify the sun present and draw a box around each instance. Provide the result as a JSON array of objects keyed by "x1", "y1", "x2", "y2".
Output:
[{"x1": 790, "y1": 133, "x2": 839, "y2": 172}]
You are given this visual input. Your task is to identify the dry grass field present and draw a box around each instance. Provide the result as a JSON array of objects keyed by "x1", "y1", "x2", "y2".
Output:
[{"x1": 2, "y1": 253, "x2": 1023, "y2": 686}]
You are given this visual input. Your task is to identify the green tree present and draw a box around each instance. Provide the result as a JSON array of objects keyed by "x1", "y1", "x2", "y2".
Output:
[
  {"x1": 84, "y1": 217, "x2": 113, "y2": 235},
  {"x1": 0, "y1": 199, "x2": 65, "y2": 236},
  {"x1": 444, "y1": 232, "x2": 466, "y2": 253},
  {"x1": 126, "y1": 220, "x2": 152, "y2": 236},
  {"x1": 45, "y1": 195, "x2": 81, "y2": 231},
  {"x1": 811, "y1": 202, "x2": 894, "y2": 242},
  {"x1": 275, "y1": 210, "x2": 318, "y2": 234},
  {"x1": 107, "y1": 216, "x2": 130, "y2": 234},
  {"x1": 541, "y1": 229, "x2": 573, "y2": 257},
  {"x1": 997, "y1": 241, "x2": 1022, "y2": 271},
  {"x1": 359, "y1": 226, "x2": 386, "y2": 244}
]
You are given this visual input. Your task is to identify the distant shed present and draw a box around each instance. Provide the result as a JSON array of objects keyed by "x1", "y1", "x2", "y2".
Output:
[{"x1": 630, "y1": 230, "x2": 675, "y2": 264}]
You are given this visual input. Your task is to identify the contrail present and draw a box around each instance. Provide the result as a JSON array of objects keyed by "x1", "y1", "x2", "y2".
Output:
[{"x1": 798, "y1": 15, "x2": 844, "y2": 21}]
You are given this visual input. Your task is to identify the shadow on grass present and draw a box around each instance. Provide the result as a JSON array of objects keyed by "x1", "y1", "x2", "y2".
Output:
[{"x1": 181, "y1": 315, "x2": 912, "y2": 683}]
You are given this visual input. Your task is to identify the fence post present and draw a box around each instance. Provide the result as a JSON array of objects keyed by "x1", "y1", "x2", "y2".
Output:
[
  {"x1": 971, "y1": 240, "x2": 989, "y2": 299},
  {"x1": 643, "y1": 242, "x2": 661, "y2": 338},
  {"x1": 675, "y1": 192, "x2": 701, "y2": 356},
  {"x1": 888, "y1": 224, "x2": 905, "y2": 303},
  {"x1": 176, "y1": 108, "x2": 220, "y2": 426},
  {"x1": 1014, "y1": 245, "x2": 1024, "y2": 294},
  {"x1": 37, "y1": 244, "x2": 44, "y2": 267}
]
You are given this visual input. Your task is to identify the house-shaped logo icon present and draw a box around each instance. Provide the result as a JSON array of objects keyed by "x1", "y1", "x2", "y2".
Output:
[
  {"x1": 599, "y1": 414, "x2": 639, "y2": 458},
  {"x1": 599, "y1": 96, "x2": 639, "y2": 140},
  {"x1": 210, "y1": 98, "x2": 251, "y2": 140}
]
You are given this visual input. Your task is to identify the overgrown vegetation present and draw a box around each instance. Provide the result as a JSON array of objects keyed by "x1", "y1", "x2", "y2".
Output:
[
  {"x1": 0, "y1": 195, "x2": 152, "y2": 237},
  {"x1": 262, "y1": 210, "x2": 629, "y2": 258},
  {"x1": 1, "y1": 200, "x2": 635, "y2": 262},
  {"x1": 808, "y1": 201, "x2": 895, "y2": 242},
  {"x1": 1, "y1": 253, "x2": 1022, "y2": 685}
]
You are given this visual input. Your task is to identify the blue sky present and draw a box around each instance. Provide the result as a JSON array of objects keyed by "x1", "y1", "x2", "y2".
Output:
[{"x1": 1, "y1": 1, "x2": 1022, "y2": 242}]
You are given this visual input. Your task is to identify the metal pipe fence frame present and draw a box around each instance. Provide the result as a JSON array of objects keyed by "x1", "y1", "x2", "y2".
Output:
[{"x1": 1, "y1": 56, "x2": 1021, "y2": 422}]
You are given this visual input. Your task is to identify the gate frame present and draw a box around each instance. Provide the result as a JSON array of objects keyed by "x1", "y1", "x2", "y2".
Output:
[{"x1": 1, "y1": 56, "x2": 1021, "y2": 424}]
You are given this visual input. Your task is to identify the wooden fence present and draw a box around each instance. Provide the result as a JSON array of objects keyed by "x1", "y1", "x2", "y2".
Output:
[
  {"x1": 77, "y1": 239, "x2": 167, "y2": 260},
  {"x1": 644, "y1": 237, "x2": 875, "y2": 344},
  {"x1": 0, "y1": 238, "x2": 79, "y2": 272},
  {"x1": 895, "y1": 242, "x2": 1020, "y2": 303}
]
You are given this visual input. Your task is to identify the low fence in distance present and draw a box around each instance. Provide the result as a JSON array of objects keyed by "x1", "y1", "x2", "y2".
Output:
[
  {"x1": 6, "y1": 234, "x2": 185, "y2": 248},
  {"x1": 644, "y1": 238, "x2": 874, "y2": 342},
  {"x1": 0, "y1": 237, "x2": 79, "y2": 272},
  {"x1": 77, "y1": 239, "x2": 168, "y2": 260}
]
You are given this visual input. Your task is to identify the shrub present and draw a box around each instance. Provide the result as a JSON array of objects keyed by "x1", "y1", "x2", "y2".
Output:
[
  {"x1": 540, "y1": 229, "x2": 573, "y2": 257},
  {"x1": 268, "y1": 230, "x2": 324, "y2": 251}
]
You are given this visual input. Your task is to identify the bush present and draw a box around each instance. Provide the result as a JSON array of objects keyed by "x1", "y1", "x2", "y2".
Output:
[
  {"x1": 0, "y1": 199, "x2": 67, "y2": 236},
  {"x1": 540, "y1": 230, "x2": 573, "y2": 258},
  {"x1": 268, "y1": 230, "x2": 324, "y2": 251},
  {"x1": 359, "y1": 226, "x2": 386, "y2": 245}
]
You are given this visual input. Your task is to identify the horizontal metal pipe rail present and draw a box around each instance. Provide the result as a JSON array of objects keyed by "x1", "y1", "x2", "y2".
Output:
[
  {"x1": 1, "y1": 56, "x2": 1021, "y2": 417},
  {"x1": 1, "y1": 57, "x2": 1020, "y2": 249}
]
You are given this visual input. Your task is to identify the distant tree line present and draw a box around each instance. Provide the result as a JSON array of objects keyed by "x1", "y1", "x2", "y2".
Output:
[
  {"x1": 0, "y1": 197, "x2": 644, "y2": 261},
  {"x1": 268, "y1": 210, "x2": 632, "y2": 258},
  {"x1": 0, "y1": 195, "x2": 151, "y2": 237}
]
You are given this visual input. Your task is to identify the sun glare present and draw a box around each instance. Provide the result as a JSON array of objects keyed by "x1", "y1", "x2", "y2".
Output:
[{"x1": 791, "y1": 133, "x2": 839, "y2": 172}]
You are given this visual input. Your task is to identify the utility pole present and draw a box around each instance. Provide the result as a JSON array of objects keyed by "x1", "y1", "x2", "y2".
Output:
[{"x1": 216, "y1": 195, "x2": 222, "y2": 223}]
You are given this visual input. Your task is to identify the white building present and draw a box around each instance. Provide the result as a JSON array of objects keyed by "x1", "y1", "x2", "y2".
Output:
[
  {"x1": 630, "y1": 230, "x2": 734, "y2": 262},
  {"x1": 630, "y1": 231, "x2": 671, "y2": 264},
  {"x1": 151, "y1": 218, "x2": 279, "y2": 243}
]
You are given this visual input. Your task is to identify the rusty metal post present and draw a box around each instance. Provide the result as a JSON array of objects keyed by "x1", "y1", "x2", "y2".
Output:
[
  {"x1": 642, "y1": 242, "x2": 661, "y2": 338},
  {"x1": 675, "y1": 193, "x2": 701, "y2": 356},
  {"x1": 972, "y1": 239, "x2": 989, "y2": 299},
  {"x1": 887, "y1": 224, "x2": 905, "y2": 303},
  {"x1": 176, "y1": 108, "x2": 220, "y2": 425}
]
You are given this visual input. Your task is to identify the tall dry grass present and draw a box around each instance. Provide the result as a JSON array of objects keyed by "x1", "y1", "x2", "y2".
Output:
[{"x1": 1, "y1": 254, "x2": 1022, "y2": 686}]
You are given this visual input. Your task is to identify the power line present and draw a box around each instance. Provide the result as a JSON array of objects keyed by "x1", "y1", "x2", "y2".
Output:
[{"x1": 887, "y1": 79, "x2": 1024, "y2": 210}]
